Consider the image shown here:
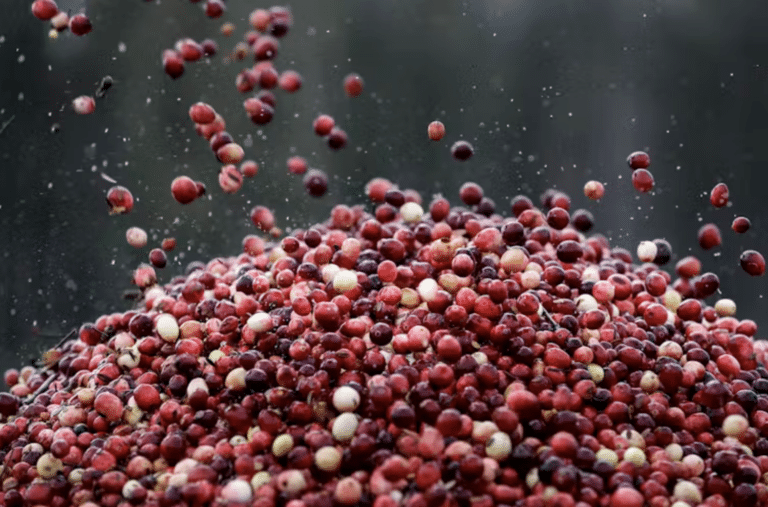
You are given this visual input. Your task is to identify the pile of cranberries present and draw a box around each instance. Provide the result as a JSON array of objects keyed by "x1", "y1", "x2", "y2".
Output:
[
  {"x1": 2, "y1": 178, "x2": 768, "y2": 507},
  {"x1": 16, "y1": 1, "x2": 768, "y2": 506}
]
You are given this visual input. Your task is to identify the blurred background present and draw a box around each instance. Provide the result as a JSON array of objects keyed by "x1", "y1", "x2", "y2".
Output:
[{"x1": 1, "y1": 0, "x2": 767, "y2": 376}]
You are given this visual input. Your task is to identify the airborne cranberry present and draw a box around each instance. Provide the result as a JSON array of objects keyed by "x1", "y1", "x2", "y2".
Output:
[
  {"x1": 175, "y1": 38, "x2": 203, "y2": 62},
  {"x1": 287, "y1": 156, "x2": 308, "y2": 175},
  {"x1": 343, "y1": 73, "x2": 364, "y2": 97},
  {"x1": 313, "y1": 114, "x2": 335, "y2": 136},
  {"x1": 31, "y1": 0, "x2": 58, "y2": 20},
  {"x1": 698, "y1": 223, "x2": 722, "y2": 250},
  {"x1": 162, "y1": 50, "x2": 184, "y2": 79},
  {"x1": 189, "y1": 102, "x2": 216, "y2": 124},
  {"x1": 149, "y1": 248, "x2": 167, "y2": 269},
  {"x1": 250, "y1": 206, "x2": 275, "y2": 232},
  {"x1": 171, "y1": 176, "x2": 198, "y2": 204},
  {"x1": 631, "y1": 169, "x2": 654, "y2": 192},
  {"x1": 204, "y1": 0, "x2": 225, "y2": 18},
  {"x1": 327, "y1": 128, "x2": 348, "y2": 150},
  {"x1": 583, "y1": 180, "x2": 605, "y2": 200},
  {"x1": 740, "y1": 250, "x2": 766, "y2": 276},
  {"x1": 652, "y1": 239, "x2": 672, "y2": 265},
  {"x1": 428, "y1": 121, "x2": 446, "y2": 141},
  {"x1": 105, "y1": 186, "x2": 134, "y2": 215},
  {"x1": 572, "y1": 209, "x2": 594, "y2": 232},
  {"x1": 279, "y1": 70, "x2": 303, "y2": 92},
  {"x1": 69, "y1": 13, "x2": 92, "y2": 36},
  {"x1": 451, "y1": 141, "x2": 474, "y2": 161},
  {"x1": 303, "y1": 169, "x2": 328, "y2": 197},
  {"x1": 627, "y1": 151, "x2": 650, "y2": 169},
  {"x1": 732, "y1": 216, "x2": 751, "y2": 233},
  {"x1": 710, "y1": 182, "x2": 729, "y2": 208},
  {"x1": 244, "y1": 98, "x2": 274, "y2": 125}
]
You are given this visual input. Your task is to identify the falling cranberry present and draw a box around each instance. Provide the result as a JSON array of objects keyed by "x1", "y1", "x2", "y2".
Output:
[
  {"x1": 697, "y1": 223, "x2": 722, "y2": 250},
  {"x1": 249, "y1": 8, "x2": 271, "y2": 31},
  {"x1": 175, "y1": 38, "x2": 203, "y2": 62},
  {"x1": 278, "y1": 70, "x2": 302, "y2": 92},
  {"x1": 240, "y1": 160, "x2": 259, "y2": 178},
  {"x1": 68, "y1": 13, "x2": 92, "y2": 36},
  {"x1": 105, "y1": 185, "x2": 134, "y2": 215},
  {"x1": 171, "y1": 176, "x2": 198, "y2": 204},
  {"x1": 428, "y1": 121, "x2": 445, "y2": 141},
  {"x1": 710, "y1": 182, "x2": 729, "y2": 208},
  {"x1": 201, "y1": 38, "x2": 218, "y2": 56},
  {"x1": 327, "y1": 128, "x2": 348, "y2": 150},
  {"x1": 254, "y1": 35, "x2": 279, "y2": 60},
  {"x1": 451, "y1": 140, "x2": 474, "y2": 161},
  {"x1": 627, "y1": 150, "x2": 650, "y2": 170},
  {"x1": 740, "y1": 250, "x2": 766, "y2": 276},
  {"x1": 631, "y1": 168, "x2": 654, "y2": 193},
  {"x1": 204, "y1": 0, "x2": 225, "y2": 18},
  {"x1": 161, "y1": 237, "x2": 176, "y2": 251},
  {"x1": 313, "y1": 115, "x2": 335, "y2": 137},
  {"x1": 343, "y1": 73, "x2": 364, "y2": 97},
  {"x1": 31, "y1": 0, "x2": 58, "y2": 20},
  {"x1": 149, "y1": 248, "x2": 167, "y2": 268},
  {"x1": 287, "y1": 156, "x2": 308, "y2": 175},
  {"x1": 652, "y1": 238, "x2": 672, "y2": 265},
  {"x1": 583, "y1": 180, "x2": 605, "y2": 200},
  {"x1": 189, "y1": 102, "x2": 216, "y2": 124},
  {"x1": 72, "y1": 95, "x2": 95, "y2": 115},
  {"x1": 219, "y1": 165, "x2": 244, "y2": 194},
  {"x1": 303, "y1": 169, "x2": 328, "y2": 197},
  {"x1": 249, "y1": 207, "x2": 275, "y2": 236},
  {"x1": 162, "y1": 50, "x2": 185, "y2": 79},
  {"x1": 216, "y1": 143, "x2": 245, "y2": 165},
  {"x1": 732, "y1": 216, "x2": 750, "y2": 233}
]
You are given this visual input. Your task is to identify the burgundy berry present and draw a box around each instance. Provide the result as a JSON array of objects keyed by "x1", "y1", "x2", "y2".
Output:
[
  {"x1": 732, "y1": 216, "x2": 750, "y2": 234},
  {"x1": 740, "y1": 250, "x2": 766, "y2": 277},
  {"x1": 343, "y1": 73, "x2": 364, "y2": 97},
  {"x1": 303, "y1": 169, "x2": 328, "y2": 197},
  {"x1": 451, "y1": 140, "x2": 474, "y2": 161},
  {"x1": 710, "y1": 182, "x2": 729, "y2": 208},
  {"x1": 627, "y1": 150, "x2": 650, "y2": 170}
]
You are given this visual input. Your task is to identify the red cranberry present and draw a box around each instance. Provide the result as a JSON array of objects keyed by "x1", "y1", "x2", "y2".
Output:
[
  {"x1": 627, "y1": 151, "x2": 650, "y2": 169},
  {"x1": 740, "y1": 250, "x2": 765, "y2": 276},
  {"x1": 451, "y1": 141, "x2": 474, "y2": 161}
]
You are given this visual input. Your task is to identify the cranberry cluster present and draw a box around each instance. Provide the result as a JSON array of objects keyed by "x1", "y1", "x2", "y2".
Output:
[{"x1": 1, "y1": 180, "x2": 768, "y2": 507}]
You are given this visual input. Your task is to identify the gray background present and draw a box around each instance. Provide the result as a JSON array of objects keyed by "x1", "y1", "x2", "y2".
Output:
[{"x1": 1, "y1": 0, "x2": 767, "y2": 377}]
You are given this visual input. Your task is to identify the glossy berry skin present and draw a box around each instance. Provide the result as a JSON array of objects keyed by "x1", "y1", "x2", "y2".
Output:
[
  {"x1": 732, "y1": 216, "x2": 751, "y2": 233},
  {"x1": 627, "y1": 150, "x2": 650, "y2": 170},
  {"x1": 171, "y1": 176, "x2": 198, "y2": 204},
  {"x1": 631, "y1": 169, "x2": 654, "y2": 193},
  {"x1": 710, "y1": 182, "x2": 729, "y2": 208},
  {"x1": 740, "y1": 250, "x2": 766, "y2": 276}
]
